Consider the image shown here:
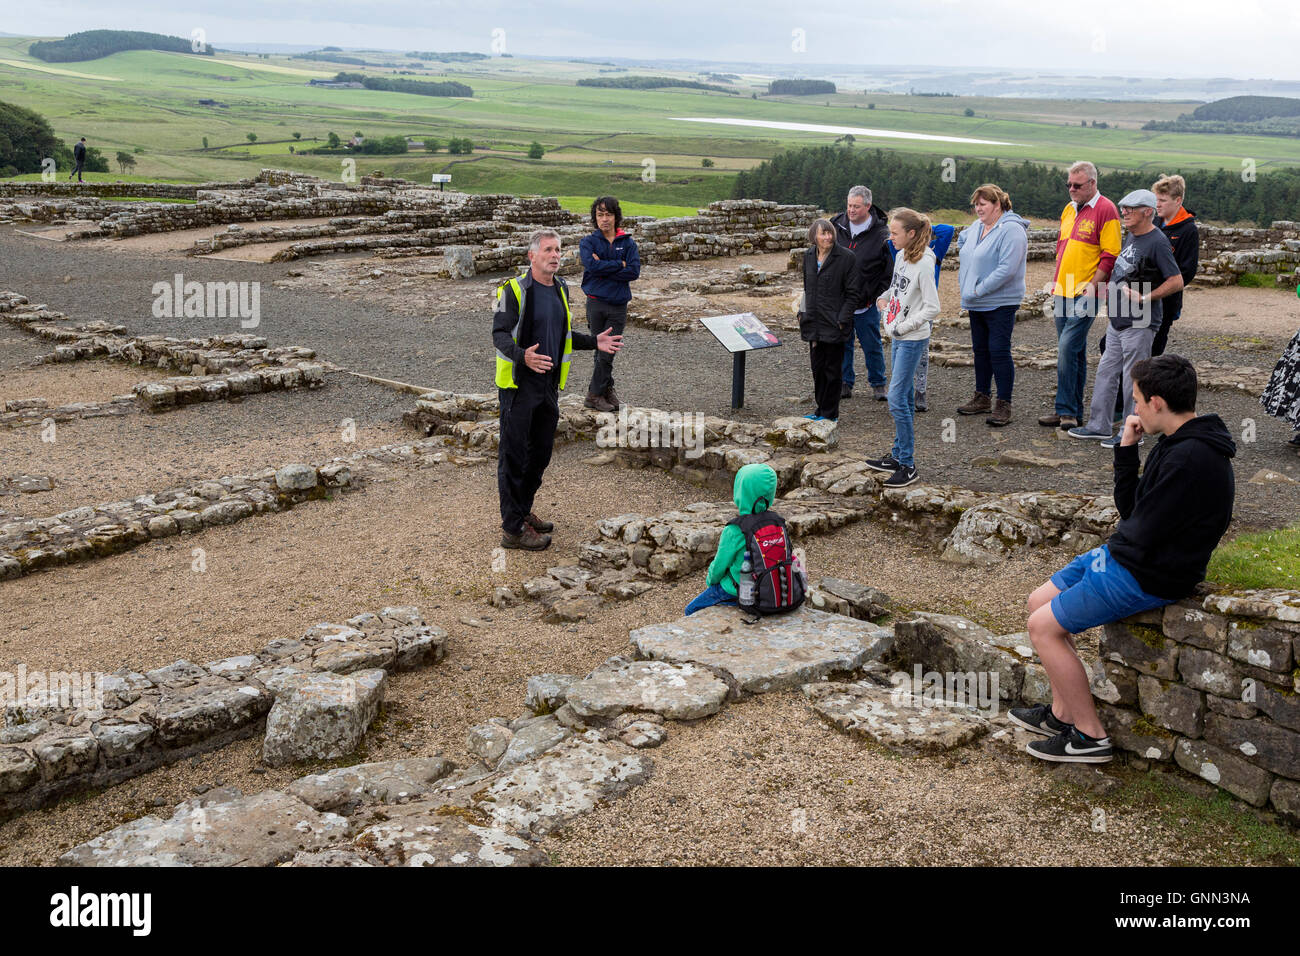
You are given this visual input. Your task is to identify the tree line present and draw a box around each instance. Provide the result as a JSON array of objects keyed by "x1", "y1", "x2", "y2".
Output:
[
  {"x1": 731, "y1": 146, "x2": 1300, "y2": 226},
  {"x1": 0, "y1": 100, "x2": 107, "y2": 177},
  {"x1": 767, "y1": 79, "x2": 837, "y2": 96},
  {"x1": 1143, "y1": 95, "x2": 1300, "y2": 137},
  {"x1": 30, "y1": 30, "x2": 211, "y2": 62},
  {"x1": 576, "y1": 76, "x2": 736, "y2": 94},
  {"x1": 331, "y1": 72, "x2": 472, "y2": 97}
]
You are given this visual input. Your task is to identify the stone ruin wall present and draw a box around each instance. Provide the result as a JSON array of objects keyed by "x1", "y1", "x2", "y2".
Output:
[{"x1": 1094, "y1": 594, "x2": 1300, "y2": 816}]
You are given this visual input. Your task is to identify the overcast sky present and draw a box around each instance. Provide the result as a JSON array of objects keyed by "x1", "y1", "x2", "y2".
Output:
[{"x1": 14, "y1": 0, "x2": 1300, "y2": 80}]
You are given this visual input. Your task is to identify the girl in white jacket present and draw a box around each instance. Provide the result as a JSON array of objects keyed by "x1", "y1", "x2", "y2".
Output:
[{"x1": 865, "y1": 208, "x2": 940, "y2": 487}]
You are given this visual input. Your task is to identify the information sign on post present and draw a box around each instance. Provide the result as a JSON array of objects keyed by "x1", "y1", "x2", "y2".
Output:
[{"x1": 698, "y1": 312, "x2": 782, "y2": 409}]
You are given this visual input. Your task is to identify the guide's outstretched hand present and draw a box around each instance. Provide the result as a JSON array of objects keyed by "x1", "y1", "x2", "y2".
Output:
[
  {"x1": 523, "y1": 342, "x2": 553, "y2": 373},
  {"x1": 596, "y1": 326, "x2": 623, "y2": 354}
]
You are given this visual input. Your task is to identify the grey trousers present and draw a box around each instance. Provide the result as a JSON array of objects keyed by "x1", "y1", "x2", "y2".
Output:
[{"x1": 1085, "y1": 323, "x2": 1155, "y2": 434}]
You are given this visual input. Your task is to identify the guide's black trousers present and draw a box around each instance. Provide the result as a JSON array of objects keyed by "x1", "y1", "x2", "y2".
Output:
[{"x1": 497, "y1": 372, "x2": 560, "y2": 534}]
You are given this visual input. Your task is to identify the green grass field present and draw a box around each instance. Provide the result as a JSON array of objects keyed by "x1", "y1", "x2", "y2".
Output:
[
  {"x1": 1207, "y1": 525, "x2": 1300, "y2": 590},
  {"x1": 4, "y1": 35, "x2": 1300, "y2": 205}
]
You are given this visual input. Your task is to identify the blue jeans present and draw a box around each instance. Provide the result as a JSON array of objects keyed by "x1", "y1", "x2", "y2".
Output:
[
  {"x1": 969, "y1": 304, "x2": 1017, "y2": 401},
  {"x1": 842, "y1": 306, "x2": 886, "y2": 388},
  {"x1": 888, "y1": 337, "x2": 929, "y2": 467},
  {"x1": 1049, "y1": 545, "x2": 1171, "y2": 635},
  {"x1": 685, "y1": 584, "x2": 737, "y2": 616},
  {"x1": 1053, "y1": 293, "x2": 1098, "y2": 419}
]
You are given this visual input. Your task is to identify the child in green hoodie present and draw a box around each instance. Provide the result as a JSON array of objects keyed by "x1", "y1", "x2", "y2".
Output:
[{"x1": 685, "y1": 462, "x2": 779, "y2": 615}]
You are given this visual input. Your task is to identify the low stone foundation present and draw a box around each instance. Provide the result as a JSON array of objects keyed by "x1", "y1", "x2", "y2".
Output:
[
  {"x1": 1091, "y1": 591, "x2": 1300, "y2": 814},
  {"x1": 1, "y1": 605, "x2": 447, "y2": 815}
]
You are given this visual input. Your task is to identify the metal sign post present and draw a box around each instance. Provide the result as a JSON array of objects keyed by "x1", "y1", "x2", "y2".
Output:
[{"x1": 699, "y1": 312, "x2": 782, "y2": 410}]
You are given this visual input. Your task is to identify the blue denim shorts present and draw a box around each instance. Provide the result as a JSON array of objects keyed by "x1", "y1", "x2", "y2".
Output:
[{"x1": 1049, "y1": 545, "x2": 1170, "y2": 634}]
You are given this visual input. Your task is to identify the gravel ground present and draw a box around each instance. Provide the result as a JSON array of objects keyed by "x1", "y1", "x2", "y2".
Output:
[
  {"x1": 3, "y1": 228, "x2": 1297, "y2": 528},
  {"x1": 1, "y1": 373, "x2": 411, "y2": 517},
  {"x1": 1, "y1": 227, "x2": 1297, "y2": 866},
  {"x1": 3, "y1": 444, "x2": 1292, "y2": 866},
  {"x1": 0, "y1": 357, "x2": 173, "y2": 406}
]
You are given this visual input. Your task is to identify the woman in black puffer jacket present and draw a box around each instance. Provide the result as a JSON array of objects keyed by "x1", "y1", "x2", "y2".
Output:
[{"x1": 800, "y1": 218, "x2": 860, "y2": 421}]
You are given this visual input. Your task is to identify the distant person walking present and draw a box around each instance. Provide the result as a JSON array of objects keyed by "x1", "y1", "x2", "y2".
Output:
[
  {"x1": 493, "y1": 229, "x2": 623, "y2": 550},
  {"x1": 886, "y1": 222, "x2": 955, "y2": 412},
  {"x1": 1040, "y1": 161, "x2": 1121, "y2": 431},
  {"x1": 799, "y1": 218, "x2": 860, "y2": 422},
  {"x1": 70, "y1": 138, "x2": 87, "y2": 183},
  {"x1": 1069, "y1": 190, "x2": 1183, "y2": 447},
  {"x1": 832, "y1": 185, "x2": 893, "y2": 402},
  {"x1": 955, "y1": 184, "x2": 1030, "y2": 426},
  {"x1": 1152, "y1": 174, "x2": 1199, "y2": 356},
  {"x1": 864, "y1": 208, "x2": 939, "y2": 488},
  {"x1": 1261, "y1": 319, "x2": 1300, "y2": 448},
  {"x1": 579, "y1": 196, "x2": 640, "y2": 412}
]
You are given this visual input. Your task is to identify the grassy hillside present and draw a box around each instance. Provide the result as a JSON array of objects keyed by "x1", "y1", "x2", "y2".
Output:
[{"x1": 3, "y1": 35, "x2": 1299, "y2": 205}]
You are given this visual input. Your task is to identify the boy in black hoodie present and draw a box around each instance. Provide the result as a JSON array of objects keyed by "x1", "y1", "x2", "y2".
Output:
[{"x1": 1011, "y1": 354, "x2": 1236, "y2": 763}]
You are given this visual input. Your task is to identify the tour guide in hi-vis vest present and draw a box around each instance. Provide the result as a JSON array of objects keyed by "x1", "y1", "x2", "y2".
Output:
[{"x1": 490, "y1": 229, "x2": 622, "y2": 551}]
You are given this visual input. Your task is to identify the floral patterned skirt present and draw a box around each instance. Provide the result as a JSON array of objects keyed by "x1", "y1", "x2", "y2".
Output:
[{"x1": 1260, "y1": 328, "x2": 1300, "y2": 430}]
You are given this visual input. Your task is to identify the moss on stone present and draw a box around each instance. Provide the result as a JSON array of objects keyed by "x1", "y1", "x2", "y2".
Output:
[
  {"x1": 1132, "y1": 713, "x2": 1174, "y2": 738},
  {"x1": 1127, "y1": 624, "x2": 1166, "y2": 650}
]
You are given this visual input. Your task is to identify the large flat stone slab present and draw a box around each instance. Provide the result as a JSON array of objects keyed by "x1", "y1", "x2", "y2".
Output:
[
  {"x1": 349, "y1": 807, "x2": 549, "y2": 867},
  {"x1": 629, "y1": 605, "x2": 893, "y2": 696},
  {"x1": 58, "y1": 788, "x2": 348, "y2": 866},
  {"x1": 286, "y1": 757, "x2": 454, "y2": 813},
  {"x1": 804, "y1": 681, "x2": 991, "y2": 753},
  {"x1": 566, "y1": 660, "x2": 729, "y2": 720},
  {"x1": 467, "y1": 732, "x2": 653, "y2": 838}
]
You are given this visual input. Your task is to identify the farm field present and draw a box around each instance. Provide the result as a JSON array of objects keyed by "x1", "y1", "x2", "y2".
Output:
[{"x1": 4, "y1": 35, "x2": 1300, "y2": 204}]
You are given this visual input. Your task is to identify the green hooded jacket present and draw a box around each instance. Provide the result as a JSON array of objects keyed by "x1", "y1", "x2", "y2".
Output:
[{"x1": 706, "y1": 463, "x2": 778, "y2": 597}]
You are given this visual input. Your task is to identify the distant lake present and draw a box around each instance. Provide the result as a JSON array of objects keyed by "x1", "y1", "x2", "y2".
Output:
[{"x1": 674, "y1": 117, "x2": 1014, "y2": 146}]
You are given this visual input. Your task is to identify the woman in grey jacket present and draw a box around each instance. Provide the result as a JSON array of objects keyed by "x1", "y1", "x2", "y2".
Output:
[{"x1": 955, "y1": 184, "x2": 1029, "y2": 426}]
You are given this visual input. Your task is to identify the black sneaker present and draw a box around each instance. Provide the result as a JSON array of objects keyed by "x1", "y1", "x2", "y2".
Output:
[
  {"x1": 1026, "y1": 727, "x2": 1113, "y2": 764},
  {"x1": 864, "y1": 454, "x2": 900, "y2": 473},
  {"x1": 883, "y1": 465, "x2": 918, "y2": 488},
  {"x1": 1008, "y1": 703, "x2": 1072, "y2": 737}
]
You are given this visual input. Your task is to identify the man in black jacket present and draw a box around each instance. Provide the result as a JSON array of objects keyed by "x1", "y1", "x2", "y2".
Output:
[
  {"x1": 1010, "y1": 354, "x2": 1236, "y2": 763},
  {"x1": 492, "y1": 230, "x2": 622, "y2": 550},
  {"x1": 1152, "y1": 174, "x2": 1199, "y2": 356},
  {"x1": 832, "y1": 185, "x2": 893, "y2": 401},
  {"x1": 70, "y1": 138, "x2": 87, "y2": 183}
]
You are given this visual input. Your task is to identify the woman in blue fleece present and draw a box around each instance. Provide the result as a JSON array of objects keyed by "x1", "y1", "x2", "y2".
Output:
[
  {"x1": 954, "y1": 184, "x2": 1029, "y2": 426},
  {"x1": 685, "y1": 463, "x2": 778, "y2": 615}
]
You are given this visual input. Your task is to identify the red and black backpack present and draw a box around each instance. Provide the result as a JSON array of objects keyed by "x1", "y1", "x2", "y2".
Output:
[{"x1": 728, "y1": 509, "x2": 805, "y2": 615}]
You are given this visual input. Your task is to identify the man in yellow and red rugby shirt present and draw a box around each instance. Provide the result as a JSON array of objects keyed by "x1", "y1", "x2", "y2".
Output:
[{"x1": 1040, "y1": 161, "x2": 1121, "y2": 430}]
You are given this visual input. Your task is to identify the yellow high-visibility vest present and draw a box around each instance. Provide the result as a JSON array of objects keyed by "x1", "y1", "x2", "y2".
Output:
[{"x1": 494, "y1": 274, "x2": 574, "y2": 389}]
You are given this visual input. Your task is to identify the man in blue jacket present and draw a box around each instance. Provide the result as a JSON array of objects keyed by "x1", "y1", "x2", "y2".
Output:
[{"x1": 579, "y1": 197, "x2": 640, "y2": 412}]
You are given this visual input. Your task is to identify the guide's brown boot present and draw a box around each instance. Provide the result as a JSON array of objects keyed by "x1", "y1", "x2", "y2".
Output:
[
  {"x1": 604, "y1": 385, "x2": 622, "y2": 408},
  {"x1": 524, "y1": 512, "x2": 554, "y2": 533},
  {"x1": 501, "y1": 525, "x2": 551, "y2": 551},
  {"x1": 957, "y1": 391, "x2": 991, "y2": 416},
  {"x1": 1038, "y1": 412, "x2": 1062, "y2": 427},
  {"x1": 584, "y1": 391, "x2": 616, "y2": 412},
  {"x1": 986, "y1": 399, "x2": 1013, "y2": 427}
]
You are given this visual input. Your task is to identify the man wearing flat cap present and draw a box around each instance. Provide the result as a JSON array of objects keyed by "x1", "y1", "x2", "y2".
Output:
[{"x1": 1069, "y1": 189, "x2": 1184, "y2": 447}]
